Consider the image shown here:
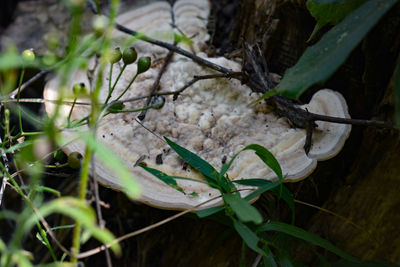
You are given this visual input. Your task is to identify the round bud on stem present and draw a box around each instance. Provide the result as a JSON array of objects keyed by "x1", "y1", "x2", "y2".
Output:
[
  {"x1": 72, "y1": 82, "x2": 87, "y2": 96},
  {"x1": 92, "y1": 15, "x2": 108, "y2": 35},
  {"x1": 122, "y1": 47, "x2": 137, "y2": 65},
  {"x1": 137, "y1": 56, "x2": 151, "y2": 74},
  {"x1": 150, "y1": 96, "x2": 165, "y2": 109},
  {"x1": 108, "y1": 102, "x2": 124, "y2": 113},
  {"x1": 68, "y1": 152, "x2": 83, "y2": 169},
  {"x1": 109, "y1": 47, "x2": 122, "y2": 64},
  {"x1": 22, "y1": 49, "x2": 35, "y2": 62}
]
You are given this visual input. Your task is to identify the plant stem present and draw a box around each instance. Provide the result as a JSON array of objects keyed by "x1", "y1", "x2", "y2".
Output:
[
  {"x1": 36, "y1": 221, "x2": 58, "y2": 261},
  {"x1": 106, "y1": 63, "x2": 126, "y2": 104},
  {"x1": 114, "y1": 73, "x2": 138, "y2": 101},
  {"x1": 67, "y1": 97, "x2": 77, "y2": 125},
  {"x1": 17, "y1": 68, "x2": 25, "y2": 133},
  {"x1": 105, "y1": 63, "x2": 114, "y2": 103},
  {"x1": 71, "y1": 145, "x2": 92, "y2": 263}
]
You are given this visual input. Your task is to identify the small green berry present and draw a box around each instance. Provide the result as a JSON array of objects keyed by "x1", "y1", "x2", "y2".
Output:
[
  {"x1": 68, "y1": 152, "x2": 83, "y2": 169},
  {"x1": 137, "y1": 56, "x2": 151, "y2": 74},
  {"x1": 72, "y1": 82, "x2": 87, "y2": 96},
  {"x1": 109, "y1": 47, "x2": 122, "y2": 64},
  {"x1": 22, "y1": 49, "x2": 35, "y2": 62},
  {"x1": 122, "y1": 47, "x2": 137, "y2": 65},
  {"x1": 92, "y1": 15, "x2": 108, "y2": 35}
]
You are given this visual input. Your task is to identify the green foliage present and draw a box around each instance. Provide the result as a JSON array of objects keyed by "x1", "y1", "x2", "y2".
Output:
[
  {"x1": 306, "y1": 0, "x2": 367, "y2": 40},
  {"x1": 138, "y1": 164, "x2": 185, "y2": 192},
  {"x1": 224, "y1": 193, "x2": 263, "y2": 224},
  {"x1": 254, "y1": 0, "x2": 397, "y2": 102},
  {"x1": 141, "y1": 137, "x2": 362, "y2": 265},
  {"x1": 27, "y1": 197, "x2": 121, "y2": 255}
]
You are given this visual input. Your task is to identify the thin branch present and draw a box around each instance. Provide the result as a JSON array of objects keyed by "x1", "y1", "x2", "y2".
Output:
[
  {"x1": 109, "y1": 7, "x2": 395, "y2": 131},
  {"x1": 171, "y1": 72, "x2": 243, "y2": 101},
  {"x1": 244, "y1": 42, "x2": 270, "y2": 91},
  {"x1": 8, "y1": 70, "x2": 49, "y2": 99},
  {"x1": 294, "y1": 199, "x2": 379, "y2": 245},
  {"x1": 76, "y1": 193, "x2": 224, "y2": 259}
]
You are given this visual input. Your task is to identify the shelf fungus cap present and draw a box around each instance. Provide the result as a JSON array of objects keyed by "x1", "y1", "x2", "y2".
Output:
[
  {"x1": 301, "y1": 89, "x2": 351, "y2": 161},
  {"x1": 43, "y1": 0, "x2": 351, "y2": 210}
]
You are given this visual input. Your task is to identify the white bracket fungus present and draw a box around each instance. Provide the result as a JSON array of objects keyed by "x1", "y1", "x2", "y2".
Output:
[{"x1": 43, "y1": 0, "x2": 351, "y2": 210}]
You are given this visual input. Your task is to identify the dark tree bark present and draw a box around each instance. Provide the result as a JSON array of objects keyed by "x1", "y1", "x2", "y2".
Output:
[{"x1": 226, "y1": 0, "x2": 400, "y2": 264}]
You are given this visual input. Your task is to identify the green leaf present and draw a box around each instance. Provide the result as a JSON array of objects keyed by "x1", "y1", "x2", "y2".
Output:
[
  {"x1": 12, "y1": 251, "x2": 33, "y2": 267},
  {"x1": 234, "y1": 220, "x2": 266, "y2": 256},
  {"x1": 36, "y1": 232, "x2": 47, "y2": 246},
  {"x1": 243, "y1": 144, "x2": 283, "y2": 179},
  {"x1": 263, "y1": 245, "x2": 278, "y2": 267},
  {"x1": 0, "y1": 51, "x2": 38, "y2": 70},
  {"x1": 259, "y1": 221, "x2": 359, "y2": 262},
  {"x1": 4, "y1": 140, "x2": 34, "y2": 153},
  {"x1": 306, "y1": 0, "x2": 368, "y2": 40},
  {"x1": 393, "y1": 55, "x2": 400, "y2": 126},
  {"x1": 196, "y1": 206, "x2": 225, "y2": 218},
  {"x1": 242, "y1": 180, "x2": 282, "y2": 202},
  {"x1": 0, "y1": 238, "x2": 6, "y2": 252},
  {"x1": 259, "y1": 0, "x2": 397, "y2": 100},
  {"x1": 234, "y1": 178, "x2": 276, "y2": 187},
  {"x1": 29, "y1": 186, "x2": 61, "y2": 197},
  {"x1": 26, "y1": 197, "x2": 121, "y2": 255},
  {"x1": 164, "y1": 137, "x2": 219, "y2": 182},
  {"x1": 224, "y1": 193, "x2": 263, "y2": 224},
  {"x1": 236, "y1": 179, "x2": 295, "y2": 223},
  {"x1": 247, "y1": 89, "x2": 277, "y2": 107},
  {"x1": 221, "y1": 144, "x2": 282, "y2": 180},
  {"x1": 138, "y1": 164, "x2": 185, "y2": 192},
  {"x1": 75, "y1": 131, "x2": 140, "y2": 200},
  {"x1": 271, "y1": 185, "x2": 295, "y2": 223},
  {"x1": 277, "y1": 250, "x2": 295, "y2": 267}
]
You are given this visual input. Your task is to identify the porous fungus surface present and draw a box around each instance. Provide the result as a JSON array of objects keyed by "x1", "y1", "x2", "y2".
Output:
[{"x1": 44, "y1": 0, "x2": 351, "y2": 210}]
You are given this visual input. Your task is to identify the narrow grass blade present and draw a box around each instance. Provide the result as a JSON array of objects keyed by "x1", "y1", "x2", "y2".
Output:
[
  {"x1": 26, "y1": 197, "x2": 121, "y2": 255},
  {"x1": 234, "y1": 220, "x2": 266, "y2": 257},
  {"x1": 164, "y1": 137, "x2": 218, "y2": 182},
  {"x1": 221, "y1": 144, "x2": 282, "y2": 180},
  {"x1": 138, "y1": 164, "x2": 185, "y2": 192},
  {"x1": 196, "y1": 206, "x2": 225, "y2": 218}
]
